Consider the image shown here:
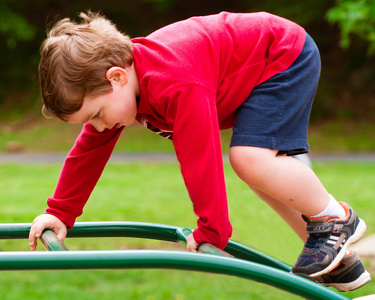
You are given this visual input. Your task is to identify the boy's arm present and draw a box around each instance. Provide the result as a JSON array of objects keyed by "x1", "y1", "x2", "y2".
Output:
[
  {"x1": 45, "y1": 123, "x2": 124, "y2": 228},
  {"x1": 165, "y1": 85, "x2": 233, "y2": 250}
]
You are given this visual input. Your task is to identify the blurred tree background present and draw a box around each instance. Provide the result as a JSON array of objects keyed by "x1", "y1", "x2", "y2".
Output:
[{"x1": 1, "y1": 0, "x2": 375, "y2": 122}]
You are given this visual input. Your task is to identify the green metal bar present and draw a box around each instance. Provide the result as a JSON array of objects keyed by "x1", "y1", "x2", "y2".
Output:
[
  {"x1": 0, "y1": 222, "x2": 353, "y2": 299},
  {"x1": 0, "y1": 223, "x2": 31, "y2": 239},
  {"x1": 40, "y1": 230, "x2": 69, "y2": 251},
  {"x1": 69, "y1": 222, "x2": 290, "y2": 271},
  {"x1": 0, "y1": 222, "x2": 179, "y2": 241},
  {"x1": 0, "y1": 222, "x2": 291, "y2": 271},
  {"x1": 174, "y1": 226, "x2": 287, "y2": 271},
  {"x1": 224, "y1": 240, "x2": 292, "y2": 272},
  {"x1": 0, "y1": 250, "x2": 350, "y2": 300},
  {"x1": 39, "y1": 227, "x2": 230, "y2": 256},
  {"x1": 68, "y1": 221, "x2": 180, "y2": 242},
  {"x1": 198, "y1": 243, "x2": 233, "y2": 257}
]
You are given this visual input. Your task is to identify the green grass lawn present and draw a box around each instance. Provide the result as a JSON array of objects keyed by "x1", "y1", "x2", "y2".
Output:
[{"x1": 0, "y1": 161, "x2": 374, "y2": 299}]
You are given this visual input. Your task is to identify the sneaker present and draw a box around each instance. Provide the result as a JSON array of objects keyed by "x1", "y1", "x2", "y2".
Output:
[
  {"x1": 292, "y1": 202, "x2": 367, "y2": 277},
  {"x1": 298, "y1": 250, "x2": 371, "y2": 292}
]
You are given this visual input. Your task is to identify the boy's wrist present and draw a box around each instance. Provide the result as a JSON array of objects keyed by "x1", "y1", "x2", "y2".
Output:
[
  {"x1": 192, "y1": 228, "x2": 210, "y2": 247},
  {"x1": 193, "y1": 227, "x2": 229, "y2": 250},
  {"x1": 44, "y1": 209, "x2": 74, "y2": 229}
]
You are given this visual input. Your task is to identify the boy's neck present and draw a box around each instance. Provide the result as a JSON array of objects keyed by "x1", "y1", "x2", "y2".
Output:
[{"x1": 127, "y1": 63, "x2": 140, "y2": 98}]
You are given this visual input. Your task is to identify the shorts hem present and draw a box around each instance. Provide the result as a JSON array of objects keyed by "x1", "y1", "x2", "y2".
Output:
[{"x1": 230, "y1": 134, "x2": 309, "y2": 156}]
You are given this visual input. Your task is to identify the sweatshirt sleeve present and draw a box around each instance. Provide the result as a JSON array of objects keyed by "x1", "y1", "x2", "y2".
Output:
[
  {"x1": 164, "y1": 85, "x2": 232, "y2": 249},
  {"x1": 45, "y1": 123, "x2": 124, "y2": 228}
]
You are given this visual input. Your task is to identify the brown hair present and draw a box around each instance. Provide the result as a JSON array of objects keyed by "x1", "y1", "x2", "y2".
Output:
[{"x1": 39, "y1": 11, "x2": 133, "y2": 121}]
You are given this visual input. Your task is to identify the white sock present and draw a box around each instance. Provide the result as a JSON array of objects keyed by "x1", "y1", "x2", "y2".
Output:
[{"x1": 309, "y1": 194, "x2": 346, "y2": 219}]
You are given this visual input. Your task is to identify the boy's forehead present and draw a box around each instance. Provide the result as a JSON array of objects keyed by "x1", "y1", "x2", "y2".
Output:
[
  {"x1": 65, "y1": 100, "x2": 94, "y2": 124},
  {"x1": 65, "y1": 111, "x2": 87, "y2": 124}
]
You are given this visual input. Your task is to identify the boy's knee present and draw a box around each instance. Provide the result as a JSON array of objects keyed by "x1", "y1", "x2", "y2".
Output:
[
  {"x1": 229, "y1": 146, "x2": 249, "y2": 170},
  {"x1": 229, "y1": 146, "x2": 277, "y2": 181},
  {"x1": 229, "y1": 146, "x2": 257, "y2": 177}
]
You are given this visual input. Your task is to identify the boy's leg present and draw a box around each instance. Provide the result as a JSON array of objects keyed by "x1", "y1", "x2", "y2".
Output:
[
  {"x1": 250, "y1": 187, "x2": 308, "y2": 241},
  {"x1": 230, "y1": 145, "x2": 366, "y2": 277},
  {"x1": 229, "y1": 146, "x2": 330, "y2": 217}
]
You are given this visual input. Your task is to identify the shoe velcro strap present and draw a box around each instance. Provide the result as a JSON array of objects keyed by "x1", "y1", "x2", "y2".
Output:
[{"x1": 306, "y1": 222, "x2": 335, "y2": 234}]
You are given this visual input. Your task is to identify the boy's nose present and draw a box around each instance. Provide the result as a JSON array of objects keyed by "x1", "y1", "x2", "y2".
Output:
[{"x1": 91, "y1": 121, "x2": 107, "y2": 132}]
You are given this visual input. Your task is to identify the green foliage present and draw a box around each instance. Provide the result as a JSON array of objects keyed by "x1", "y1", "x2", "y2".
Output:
[
  {"x1": 141, "y1": 0, "x2": 176, "y2": 12},
  {"x1": 0, "y1": 0, "x2": 374, "y2": 120},
  {"x1": 250, "y1": 0, "x2": 334, "y2": 27},
  {"x1": 0, "y1": 1, "x2": 36, "y2": 49},
  {"x1": 326, "y1": 0, "x2": 375, "y2": 55}
]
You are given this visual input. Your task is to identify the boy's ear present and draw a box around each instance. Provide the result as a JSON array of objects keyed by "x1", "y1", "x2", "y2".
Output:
[{"x1": 106, "y1": 67, "x2": 128, "y2": 86}]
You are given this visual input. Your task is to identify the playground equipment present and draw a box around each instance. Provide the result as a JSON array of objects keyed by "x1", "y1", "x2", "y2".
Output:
[{"x1": 0, "y1": 221, "x2": 371, "y2": 299}]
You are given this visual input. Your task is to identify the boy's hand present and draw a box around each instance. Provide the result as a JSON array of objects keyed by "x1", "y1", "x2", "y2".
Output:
[
  {"x1": 186, "y1": 234, "x2": 199, "y2": 252},
  {"x1": 29, "y1": 214, "x2": 67, "y2": 251}
]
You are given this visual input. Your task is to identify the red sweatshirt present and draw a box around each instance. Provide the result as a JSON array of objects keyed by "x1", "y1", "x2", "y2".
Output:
[{"x1": 46, "y1": 12, "x2": 306, "y2": 249}]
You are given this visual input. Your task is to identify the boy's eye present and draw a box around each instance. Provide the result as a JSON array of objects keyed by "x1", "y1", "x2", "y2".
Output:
[{"x1": 92, "y1": 111, "x2": 100, "y2": 119}]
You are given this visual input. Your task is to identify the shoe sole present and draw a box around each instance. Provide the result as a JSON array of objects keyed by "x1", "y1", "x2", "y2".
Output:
[
  {"x1": 323, "y1": 270, "x2": 371, "y2": 292},
  {"x1": 309, "y1": 218, "x2": 367, "y2": 277}
]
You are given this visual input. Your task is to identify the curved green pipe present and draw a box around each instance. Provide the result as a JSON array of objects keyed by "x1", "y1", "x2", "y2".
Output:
[
  {"x1": 0, "y1": 222, "x2": 353, "y2": 299},
  {"x1": 0, "y1": 221, "x2": 290, "y2": 271},
  {"x1": 0, "y1": 250, "x2": 350, "y2": 300}
]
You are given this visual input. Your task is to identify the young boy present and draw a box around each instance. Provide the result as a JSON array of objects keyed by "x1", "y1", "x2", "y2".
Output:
[{"x1": 29, "y1": 11, "x2": 370, "y2": 290}]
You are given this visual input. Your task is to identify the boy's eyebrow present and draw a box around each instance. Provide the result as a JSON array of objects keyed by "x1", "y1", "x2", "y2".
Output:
[{"x1": 82, "y1": 113, "x2": 94, "y2": 124}]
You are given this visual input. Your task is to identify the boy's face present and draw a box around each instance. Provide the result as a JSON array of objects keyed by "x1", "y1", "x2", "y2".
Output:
[{"x1": 66, "y1": 73, "x2": 138, "y2": 132}]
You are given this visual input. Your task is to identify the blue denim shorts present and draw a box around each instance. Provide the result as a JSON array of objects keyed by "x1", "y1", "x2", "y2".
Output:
[{"x1": 230, "y1": 33, "x2": 321, "y2": 156}]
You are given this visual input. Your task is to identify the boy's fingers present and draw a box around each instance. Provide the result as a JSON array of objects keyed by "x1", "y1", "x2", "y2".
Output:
[
  {"x1": 28, "y1": 226, "x2": 36, "y2": 248},
  {"x1": 56, "y1": 227, "x2": 67, "y2": 242},
  {"x1": 29, "y1": 233, "x2": 37, "y2": 251},
  {"x1": 29, "y1": 242, "x2": 37, "y2": 251},
  {"x1": 33, "y1": 224, "x2": 44, "y2": 238},
  {"x1": 29, "y1": 223, "x2": 45, "y2": 251},
  {"x1": 28, "y1": 215, "x2": 67, "y2": 251},
  {"x1": 186, "y1": 234, "x2": 199, "y2": 252}
]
